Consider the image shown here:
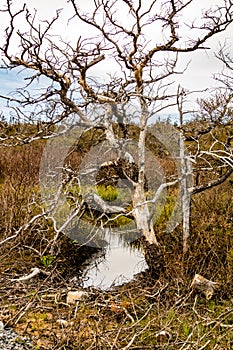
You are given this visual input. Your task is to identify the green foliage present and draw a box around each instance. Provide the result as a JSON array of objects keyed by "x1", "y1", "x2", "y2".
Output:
[
  {"x1": 14, "y1": 337, "x2": 26, "y2": 345},
  {"x1": 111, "y1": 214, "x2": 132, "y2": 227},
  {"x1": 154, "y1": 192, "x2": 176, "y2": 228},
  {"x1": 97, "y1": 185, "x2": 118, "y2": 201},
  {"x1": 40, "y1": 255, "x2": 55, "y2": 267},
  {"x1": 182, "y1": 322, "x2": 191, "y2": 337}
]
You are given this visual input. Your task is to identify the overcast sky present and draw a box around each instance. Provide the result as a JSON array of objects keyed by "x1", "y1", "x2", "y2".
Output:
[{"x1": 0, "y1": 0, "x2": 232, "y2": 118}]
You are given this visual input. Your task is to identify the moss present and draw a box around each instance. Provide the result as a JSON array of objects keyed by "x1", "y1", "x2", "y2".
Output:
[
  {"x1": 40, "y1": 255, "x2": 55, "y2": 268},
  {"x1": 97, "y1": 185, "x2": 118, "y2": 201}
]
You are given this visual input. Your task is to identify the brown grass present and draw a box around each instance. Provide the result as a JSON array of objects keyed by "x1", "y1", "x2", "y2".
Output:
[{"x1": 0, "y1": 133, "x2": 232, "y2": 349}]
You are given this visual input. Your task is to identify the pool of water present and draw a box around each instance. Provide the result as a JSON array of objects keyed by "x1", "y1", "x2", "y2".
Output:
[{"x1": 82, "y1": 231, "x2": 148, "y2": 290}]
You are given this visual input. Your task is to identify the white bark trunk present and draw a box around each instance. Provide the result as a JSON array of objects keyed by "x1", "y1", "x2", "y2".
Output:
[
  {"x1": 103, "y1": 103, "x2": 159, "y2": 245},
  {"x1": 180, "y1": 133, "x2": 192, "y2": 254},
  {"x1": 133, "y1": 184, "x2": 158, "y2": 245},
  {"x1": 133, "y1": 104, "x2": 159, "y2": 246}
]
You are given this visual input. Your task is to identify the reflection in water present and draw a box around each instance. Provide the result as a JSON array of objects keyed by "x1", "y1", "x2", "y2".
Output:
[{"x1": 82, "y1": 231, "x2": 148, "y2": 290}]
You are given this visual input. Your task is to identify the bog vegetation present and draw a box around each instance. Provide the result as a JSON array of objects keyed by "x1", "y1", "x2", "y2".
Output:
[{"x1": 0, "y1": 121, "x2": 232, "y2": 349}]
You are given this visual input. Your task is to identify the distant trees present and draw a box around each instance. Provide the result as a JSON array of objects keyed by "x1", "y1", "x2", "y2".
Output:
[{"x1": 0, "y1": 0, "x2": 232, "y2": 265}]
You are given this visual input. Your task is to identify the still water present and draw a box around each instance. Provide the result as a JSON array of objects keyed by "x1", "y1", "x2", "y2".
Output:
[{"x1": 82, "y1": 231, "x2": 148, "y2": 290}]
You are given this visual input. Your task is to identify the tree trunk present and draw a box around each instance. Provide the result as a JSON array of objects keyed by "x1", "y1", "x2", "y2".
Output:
[
  {"x1": 133, "y1": 184, "x2": 158, "y2": 245},
  {"x1": 133, "y1": 184, "x2": 164, "y2": 278},
  {"x1": 180, "y1": 133, "x2": 192, "y2": 254},
  {"x1": 140, "y1": 236, "x2": 165, "y2": 279}
]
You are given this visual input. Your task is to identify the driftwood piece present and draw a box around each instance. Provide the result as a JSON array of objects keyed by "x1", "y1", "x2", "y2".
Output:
[
  {"x1": 11, "y1": 267, "x2": 49, "y2": 282},
  {"x1": 191, "y1": 274, "x2": 219, "y2": 300},
  {"x1": 11, "y1": 268, "x2": 41, "y2": 282},
  {"x1": 66, "y1": 290, "x2": 88, "y2": 305}
]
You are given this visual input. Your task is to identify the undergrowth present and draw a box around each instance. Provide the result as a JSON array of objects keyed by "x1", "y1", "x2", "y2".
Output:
[{"x1": 0, "y1": 140, "x2": 232, "y2": 349}]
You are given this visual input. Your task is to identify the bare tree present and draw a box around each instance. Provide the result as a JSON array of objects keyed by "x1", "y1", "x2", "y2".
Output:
[
  {"x1": 0, "y1": 0, "x2": 233, "y2": 268},
  {"x1": 175, "y1": 83, "x2": 233, "y2": 253}
]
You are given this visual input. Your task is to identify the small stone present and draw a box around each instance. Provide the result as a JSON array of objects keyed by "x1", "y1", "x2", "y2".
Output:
[
  {"x1": 155, "y1": 330, "x2": 171, "y2": 342},
  {"x1": 56, "y1": 319, "x2": 74, "y2": 327},
  {"x1": 66, "y1": 290, "x2": 88, "y2": 305},
  {"x1": 191, "y1": 274, "x2": 219, "y2": 300}
]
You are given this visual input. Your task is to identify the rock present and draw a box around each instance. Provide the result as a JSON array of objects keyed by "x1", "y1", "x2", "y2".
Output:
[
  {"x1": 66, "y1": 290, "x2": 88, "y2": 305},
  {"x1": 191, "y1": 274, "x2": 219, "y2": 300},
  {"x1": 56, "y1": 319, "x2": 74, "y2": 327},
  {"x1": 0, "y1": 327, "x2": 34, "y2": 349},
  {"x1": 155, "y1": 330, "x2": 171, "y2": 342}
]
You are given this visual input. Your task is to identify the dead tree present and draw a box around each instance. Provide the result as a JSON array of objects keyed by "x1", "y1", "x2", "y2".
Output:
[{"x1": 0, "y1": 0, "x2": 233, "y2": 272}]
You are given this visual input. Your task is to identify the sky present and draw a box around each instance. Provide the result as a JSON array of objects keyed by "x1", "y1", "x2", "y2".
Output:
[{"x1": 0, "y1": 0, "x2": 232, "y2": 119}]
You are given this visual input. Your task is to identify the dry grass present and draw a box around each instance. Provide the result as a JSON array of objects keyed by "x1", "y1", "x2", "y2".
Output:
[{"x1": 0, "y1": 135, "x2": 232, "y2": 349}]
